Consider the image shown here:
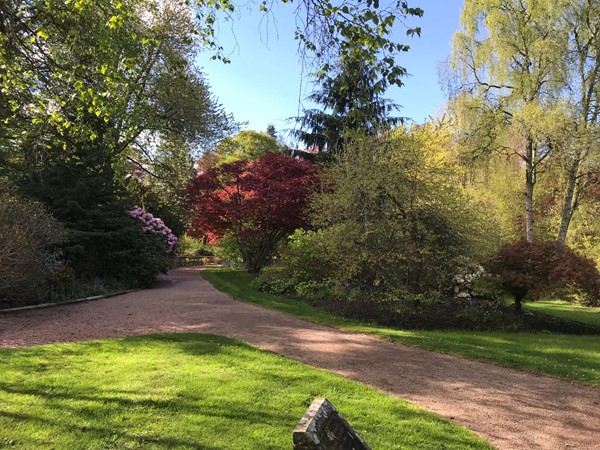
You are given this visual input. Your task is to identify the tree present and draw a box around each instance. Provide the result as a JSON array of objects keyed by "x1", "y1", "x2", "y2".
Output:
[
  {"x1": 307, "y1": 128, "x2": 491, "y2": 293},
  {"x1": 292, "y1": 48, "x2": 404, "y2": 153},
  {"x1": 186, "y1": 152, "x2": 320, "y2": 272},
  {"x1": 555, "y1": 0, "x2": 600, "y2": 242},
  {"x1": 124, "y1": 135, "x2": 199, "y2": 237},
  {"x1": 266, "y1": 124, "x2": 277, "y2": 139},
  {"x1": 0, "y1": 0, "x2": 234, "y2": 160},
  {"x1": 491, "y1": 240, "x2": 600, "y2": 312},
  {"x1": 452, "y1": 0, "x2": 600, "y2": 243},
  {"x1": 195, "y1": 0, "x2": 423, "y2": 90},
  {"x1": 0, "y1": 0, "x2": 235, "y2": 283},
  {"x1": 211, "y1": 130, "x2": 281, "y2": 165}
]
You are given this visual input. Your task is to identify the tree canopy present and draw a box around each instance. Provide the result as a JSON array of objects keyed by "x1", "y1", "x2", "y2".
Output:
[
  {"x1": 451, "y1": 0, "x2": 600, "y2": 243},
  {"x1": 292, "y1": 48, "x2": 404, "y2": 153},
  {"x1": 186, "y1": 152, "x2": 320, "y2": 272}
]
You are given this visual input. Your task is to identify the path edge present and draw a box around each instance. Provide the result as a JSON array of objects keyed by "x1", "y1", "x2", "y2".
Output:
[{"x1": 0, "y1": 289, "x2": 138, "y2": 313}]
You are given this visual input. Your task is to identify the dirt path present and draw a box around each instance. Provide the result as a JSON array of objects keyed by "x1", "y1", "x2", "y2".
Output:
[{"x1": 1, "y1": 267, "x2": 599, "y2": 449}]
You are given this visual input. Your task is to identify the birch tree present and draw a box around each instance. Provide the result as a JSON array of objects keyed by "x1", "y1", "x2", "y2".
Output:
[
  {"x1": 452, "y1": 0, "x2": 571, "y2": 242},
  {"x1": 556, "y1": 0, "x2": 600, "y2": 242}
]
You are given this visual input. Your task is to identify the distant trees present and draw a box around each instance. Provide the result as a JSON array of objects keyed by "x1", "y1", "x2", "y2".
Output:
[
  {"x1": 212, "y1": 130, "x2": 281, "y2": 165},
  {"x1": 186, "y1": 153, "x2": 320, "y2": 273}
]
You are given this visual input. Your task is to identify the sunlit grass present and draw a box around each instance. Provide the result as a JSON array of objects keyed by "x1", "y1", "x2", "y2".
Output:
[
  {"x1": 202, "y1": 269, "x2": 600, "y2": 387},
  {"x1": 0, "y1": 334, "x2": 491, "y2": 449},
  {"x1": 525, "y1": 299, "x2": 600, "y2": 328}
]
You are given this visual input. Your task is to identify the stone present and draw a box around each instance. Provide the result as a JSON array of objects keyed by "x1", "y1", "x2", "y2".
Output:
[{"x1": 293, "y1": 397, "x2": 371, "y2": 450}]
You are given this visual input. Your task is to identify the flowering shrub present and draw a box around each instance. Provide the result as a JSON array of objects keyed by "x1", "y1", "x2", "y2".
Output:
[{"x1": 129, "y1": 206, "x2": 177, "y2": 253}]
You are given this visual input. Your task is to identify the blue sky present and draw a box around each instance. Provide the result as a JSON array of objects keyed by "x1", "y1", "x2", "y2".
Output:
[{"x1": 196, "y1": 1, "x2": 464, "y2": 141}]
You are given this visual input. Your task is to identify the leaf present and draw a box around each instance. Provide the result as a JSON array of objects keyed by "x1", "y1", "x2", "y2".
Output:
[{"x1": 107, "y1": 15, "x2": 118, "y2": 29}]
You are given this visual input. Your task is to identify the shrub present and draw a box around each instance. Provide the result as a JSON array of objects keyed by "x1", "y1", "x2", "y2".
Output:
[
  {"x1": 0, "y1": 192, "x2": 66, "y2": 306},
  {"x1": 212, "y1": 236, "x2": 244, "y2": 266},
  {"x1": 129, "y1": 206, "x2": 177, "y2": 253},
  {"x1": 175, "y1": 234, "x2": 213, "y2": 257},
  {"x1": 490, "y1": 240, "x2": 600, "y2": 311},
  {"x1": 307, "y1": 132, "x2": 492, "y2": 295}
]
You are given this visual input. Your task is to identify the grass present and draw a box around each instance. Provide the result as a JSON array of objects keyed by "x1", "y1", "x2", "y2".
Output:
[
  {"x1": 0, "y1": 334, "x2": 492, "y2": 449},
  {"x1": 201, "y1": 269, "x2": 600, "y2": 387},
  {"x1": 525, "y1": 299, "x2": 600, "y2": 328}
]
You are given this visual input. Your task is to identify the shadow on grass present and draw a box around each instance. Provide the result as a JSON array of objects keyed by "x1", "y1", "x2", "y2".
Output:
[{"x1": 0, "y1": 334, "x2": 492, "y2": 450}]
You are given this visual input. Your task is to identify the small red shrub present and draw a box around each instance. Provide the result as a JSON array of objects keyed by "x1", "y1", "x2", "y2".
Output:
[{"x1": 491, "y1": 240, "x2": 600, "y2": 311}]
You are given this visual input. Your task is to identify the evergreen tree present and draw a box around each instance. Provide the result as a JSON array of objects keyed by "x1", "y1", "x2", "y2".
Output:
[{"x1": 292, "y1": 49, "x2": 404, "y2": 154}]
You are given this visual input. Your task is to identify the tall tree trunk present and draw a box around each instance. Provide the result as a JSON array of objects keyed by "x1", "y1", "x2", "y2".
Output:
[
  {"x1": 525, "y1": 138, "x2": 535, "y2": 243},
  {"x1": 557, "y1": 158, "x2": 580, "y2": 243}
]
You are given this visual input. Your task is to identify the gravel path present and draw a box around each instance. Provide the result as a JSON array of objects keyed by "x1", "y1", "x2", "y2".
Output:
[{"x1": 1, "y1": 267, "x2": 599, "y2": 450}]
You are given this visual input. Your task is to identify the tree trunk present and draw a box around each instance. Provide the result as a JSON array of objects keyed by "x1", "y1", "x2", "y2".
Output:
[
  {"x1": 525, "y1": 138, "x2": 535, "y2": 243},
  {"x1": 557, "y1": 158, "x2": 580, "y2": 243},
  {"x1": 514, "y1": 296, "x2": 523, "y2": 314}
]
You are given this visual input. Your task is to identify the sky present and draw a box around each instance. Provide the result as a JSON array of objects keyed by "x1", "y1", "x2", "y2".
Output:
[{"x1": 195, "y1": 1, "x2": 465, "y2": 141}]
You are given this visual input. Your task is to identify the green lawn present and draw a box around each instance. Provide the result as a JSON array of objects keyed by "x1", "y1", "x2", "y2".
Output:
[
  {"x1": 202, "y1": 269, "x2": 600, "y2": 387},
  {"x1": 0, "y1": 334, "x2": 491, "y2": 449},
  {"x1": 525, "y1": 299, "x2": 600, "y2": 328}
]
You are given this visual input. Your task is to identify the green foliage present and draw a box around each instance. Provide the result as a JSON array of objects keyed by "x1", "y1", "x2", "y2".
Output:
[
  {"x1": 124, "y1": 135, "x2": 200, "y2": 237},
  {"x1": 0, "y1": 0, "x2": 236, "y2": 287},
  {"x1": 0, "y1": 192, "x2": 65, "y2": 306},
  {"x1": 46, "y1": 274, "x2": 129, "y2": 303},
  {"x1": 306, "y1": 129, "x2": 492, "y2": 294},
  {"x1": 212, "y1": 130, "x2": 281, "y2": 165},
  {"x1": 175, "y1": 234, "x2": 213, "y2": 257},
  {"x1": 292, "y1": 47, "x2": 403, "y2": 153},
  {"x1": 18, "y1": 142, "x2": 171, "y2": 288},
  {"x1": 212, "y1": 236, "x2": 243, "y2": 264},
  {"x1": 451, "y1": 0, "x2": 600, "y2": 243}
]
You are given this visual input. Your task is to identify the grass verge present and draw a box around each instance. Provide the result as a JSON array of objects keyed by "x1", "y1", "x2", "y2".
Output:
[
  {"x1": 0, "y1": 334, "x2": 491, "y2": 449},
  {"x1": 201, "y1": 269, "x2": 600, "y2": 387},
  {"x1": 525, "y1": 299, "x2": 600, "y2": 328}
]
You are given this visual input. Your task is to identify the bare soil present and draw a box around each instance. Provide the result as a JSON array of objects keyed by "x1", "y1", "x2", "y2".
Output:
[{"x1": 1, "y1": 267, "x2": 599, "y2": 450}]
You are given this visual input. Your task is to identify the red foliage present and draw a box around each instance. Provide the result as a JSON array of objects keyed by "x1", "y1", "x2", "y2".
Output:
[
  {"x1": 492, "y1": 240, "x2": 600, "y2": 310},
  {"x1": 186, "y1": 152, "x2": 321, "y2": 271}
]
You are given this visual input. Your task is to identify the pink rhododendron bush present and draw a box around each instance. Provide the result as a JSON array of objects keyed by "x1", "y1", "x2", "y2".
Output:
[{"x1": 129, "y1": 206, "x2": 177, "y2": 253}]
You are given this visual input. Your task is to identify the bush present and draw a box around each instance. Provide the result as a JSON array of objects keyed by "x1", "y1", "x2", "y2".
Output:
[
  {"x1": 307, "y1": 132, "x2": 493, "y2": 295},
  {"x1": 0, "y1": 192, "x2": 66, "y2": 306},
  {"x1": 175, "y1": 234, "x2": 213, "y2": 257},
  {"x1": 129, "y1": 206, "x2": 177, "y2": 253},
  {"x1": 212, "y1": 237, "x2": 243, "y2": 266},
  {"x1": 490, "y1": 240, "x2": 600, "y2": 311}
]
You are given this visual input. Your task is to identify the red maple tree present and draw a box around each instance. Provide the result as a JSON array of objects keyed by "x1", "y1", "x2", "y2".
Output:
[
  {"x1": 186, "y1": 152, "x2": 321, "y2": 272},
  {"x1": 491, "y1": 240, "x2": 600, "y2": 312}
]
